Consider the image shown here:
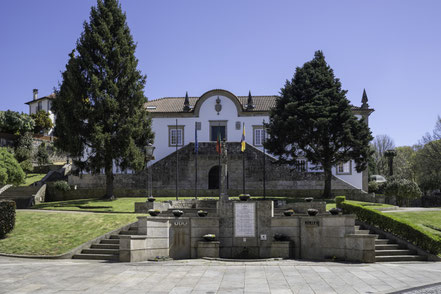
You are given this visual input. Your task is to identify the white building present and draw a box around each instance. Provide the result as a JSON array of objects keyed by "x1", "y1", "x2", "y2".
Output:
[
  {"x1": 25, "y1": 89, "x2": 56, "y2": 135},
  {"x1": 146, "y1": 89, "x2": 374, "y2": 192}
]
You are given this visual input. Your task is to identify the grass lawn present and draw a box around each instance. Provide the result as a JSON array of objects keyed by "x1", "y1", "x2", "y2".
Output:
[
  {"x1": 0, "y1": 211, "x2": 140, "y2": 256},
  {"x1": 326, "y1": 200, "x2": 394, "y2": 211},
  {"x1": 19, "y1": 173, "x2": 46, "y2": 186},
  {"x1": 383, "y1": 211, "x2": 441, "y2": 237}
]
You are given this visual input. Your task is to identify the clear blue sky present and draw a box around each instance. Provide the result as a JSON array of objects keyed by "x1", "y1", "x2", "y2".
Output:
[{"x1": 1, "y1": 0, "x2": 440, "y2": 147}]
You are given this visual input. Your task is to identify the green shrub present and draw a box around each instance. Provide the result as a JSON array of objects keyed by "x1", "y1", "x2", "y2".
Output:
[
  {"x1": 54, "y1": 180, "x2": 70, "y2": 192},
  {"x1": 368, "y1": 181, "x2": 378, "y2": 193},
  {"x1": 335, "y1": 196, "x2": 345, "y2": 208},
  {"x1": 340, "y1": 201, "x2": 441, "y2": 255},
  {"x1": 384, "y1": 177, "x2": 422, "y2": 206},
  {"x1": 0, "y1": 147, "x2": 25, "y2": 186},
  {"x1": 0, "y1": 200, "x2": 16, "y2": 238}
]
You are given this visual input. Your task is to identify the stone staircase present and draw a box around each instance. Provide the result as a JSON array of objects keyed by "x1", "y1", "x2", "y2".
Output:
[
  {"x1": 72, "y1": 224, "x2": 139, "y2": 261},
  {"x1": 0, "y1": 186, "x2": 43, "y2": 208},
  {"x1": 354, "y1": 225, "x2": 426, "y2": 262}
]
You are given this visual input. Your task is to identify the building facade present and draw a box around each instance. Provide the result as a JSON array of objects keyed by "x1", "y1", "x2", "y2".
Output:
[
  {"x1": 24, "y1": 89, "x2": 56, "y2": 135},
  {"x1": 144, "y1": 89, "x2": 374, "y2": 195}
]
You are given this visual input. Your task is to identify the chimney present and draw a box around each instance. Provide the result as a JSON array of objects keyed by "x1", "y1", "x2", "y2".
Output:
[{"x1": 33, "y1": 89, "x2": 38, "y2": 100}]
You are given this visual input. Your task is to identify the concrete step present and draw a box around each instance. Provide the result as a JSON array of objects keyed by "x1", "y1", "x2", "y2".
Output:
[
  {"x1": 375, "y1": 249, "x2": 415, "y2": 256},
  {"x1": 109, "y1": 235, "x2": 121, "y2": 239},
  {"x1": 375, "y1": 244, "x2": 400, "y2": 250},
  {"x1": 375, "y1": 239, "x2": 391, "y2": 244},
  {"x1": 72, "y1": 253, "x2": 118, "y2": 261},
  {"x1": 100, "y1": 239, "x2": 119, "y2": 244},
  {"x1": 354, "y1": 229, "x2": 370, "y2": 235},
  {"x1": 375, "y1": 255, "x2": 427, "y2": 262},
  {"x1": 91, "y1": 244, "x2": 119, "y2": 250},
  {"x1": 81, "y1": 248, "x2": 119, "y2": 255},
  {"x1": 119, "y1": 231, "x2": 141, "y2": 235}
]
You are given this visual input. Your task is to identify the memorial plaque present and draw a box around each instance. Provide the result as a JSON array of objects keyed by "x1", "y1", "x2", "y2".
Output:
[{"x1": 234, "y1": 202, "x2": 256, "y2": 237}]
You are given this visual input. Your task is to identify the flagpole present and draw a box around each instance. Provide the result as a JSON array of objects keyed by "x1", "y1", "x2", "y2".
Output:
[
  {"x1": 262, "y1": 119, "x2": 266, "y2": 199},
  {"x1": 218, "y1": 123, "x2": 221, "y2": 198},
  {"x1": 242, "y1": 122, "x2": 245, "y2": 194},
  {"x1": 176, "y1": 118, "x2": 179, "y2": 200},
  {"x1": 195, "y1": 122, "x2": 198, "y2": 200}
]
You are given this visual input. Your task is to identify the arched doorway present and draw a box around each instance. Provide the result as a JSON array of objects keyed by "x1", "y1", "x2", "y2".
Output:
[{"x1": 208, "y1": 166, "x2": 220, "y2": 189}]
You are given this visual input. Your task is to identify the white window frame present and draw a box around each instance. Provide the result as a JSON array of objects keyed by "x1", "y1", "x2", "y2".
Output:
[
  {"x1": 336, "y1": 161, "x2": 351, "y2": 175},
  {"x1": 253, "y1": 126, "x2": 268, "y2": 147},
  {"x1": 169, "y1": 126, "x2": 184, "y2": 147}
]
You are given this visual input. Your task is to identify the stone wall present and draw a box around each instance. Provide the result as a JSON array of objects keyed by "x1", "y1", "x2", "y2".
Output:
[{"x1": 67, "y1": 142, "x2": 363, "y2": 198}]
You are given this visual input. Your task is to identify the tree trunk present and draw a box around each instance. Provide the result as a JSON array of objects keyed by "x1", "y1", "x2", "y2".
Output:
[
  {"x1": 104, "y1": 162, "x2": 115, "y2": 200},
  {"x1": 323, "y1": 165, "x2": 333, "y2": 199}
]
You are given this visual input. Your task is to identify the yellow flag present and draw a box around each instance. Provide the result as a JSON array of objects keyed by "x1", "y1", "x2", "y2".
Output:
[{"x1": 241, "y1": 123, "x2": 246, "y2": 152}]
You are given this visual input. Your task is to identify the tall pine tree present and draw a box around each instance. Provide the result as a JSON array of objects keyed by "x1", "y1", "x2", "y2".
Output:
[
  {"x1": 53, "y1": 0, "x2": 154, "y2": 199},
  {"x1": 265, "y1": 51, "x2": 372, "y2": 198}
]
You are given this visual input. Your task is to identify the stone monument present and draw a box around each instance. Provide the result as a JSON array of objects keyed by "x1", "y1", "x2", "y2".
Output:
[{"x1": 219, "y1": 139, "x2": 229, "y2": 202}]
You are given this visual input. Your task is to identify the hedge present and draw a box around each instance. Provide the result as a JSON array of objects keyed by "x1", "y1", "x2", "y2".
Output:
[
  {"x1": 335, "y1": 196, "x2": 346, "y2": 208},
  {"x1": 340, "y1": 200, "x2": 441, "y2": 255},
  {"x1": 0, "y1": 200, "x2": 16, "y2": 238}
]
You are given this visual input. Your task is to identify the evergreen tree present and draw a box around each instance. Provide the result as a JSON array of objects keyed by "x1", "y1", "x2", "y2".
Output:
[
  {"x1": 36, "y1": 142, "x2": 50, "y2": 166},
  {"x1": 14, "y1": 132, "x2": 34, "y2": 174},
  {"x1": 265, "y1": 51, "x2": 373, "y2": 198},
  {"x1": 53, "y1": 0, "x2": 154, "y2": 199}
]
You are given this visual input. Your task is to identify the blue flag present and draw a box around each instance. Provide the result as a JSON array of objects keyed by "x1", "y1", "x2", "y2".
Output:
[{"x1": 195, "y1": 123, "x2": 198, "y2": 154}]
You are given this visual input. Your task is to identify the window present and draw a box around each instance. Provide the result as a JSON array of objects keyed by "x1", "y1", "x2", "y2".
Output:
[
  {"x1": 209, "y1": 121, "x2": 227, "y2": 141},
  {"x1": 253, "y1": 126, "x2": 267, "y2": 146},
  {"x1": 336, "y1": 161, "x2": 351, "y2": 175},
  {"x1": 37, "y1": 101, "x2": 42, "y2": 111},
  {"x1": 169, "y1": 126, "x2": 184, "y2": 147},
  {"x1": 47, "y1": 100, "x2": 52, "y2": 111}
]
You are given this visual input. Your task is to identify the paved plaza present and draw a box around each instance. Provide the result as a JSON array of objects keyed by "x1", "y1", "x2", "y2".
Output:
[{"x1": 0, "y1": 256, "x2": 440, "y2": 294}]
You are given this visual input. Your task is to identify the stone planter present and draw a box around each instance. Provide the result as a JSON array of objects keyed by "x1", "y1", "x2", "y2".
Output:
[
  {"x1": 307, "y1": 208, "x2": 318, "y2": 216},
  {"x1": 147, "y1": 197, "x2": 156, "y2": 202},
  {"x1": 304, "y1": 197, "x2": 314, "y2": 202},
  {"x1": 329, "y1": 208, "x2": 341, "y2": 215},
  {"x1": 283, "y1": 210, "x2": 294, "y2": 216},
  {"x1": 172, "y1": 210, "x2": 184, "y2": 217},
  {"x1": 198, "y1": 210, "x2": 208, "y2": 217},
  {"x1": 203, "y1": 234, "x2": 216, "y2": 242},
  {"x1": 148, "y1": 209, "x2": 160, "y2": 216},
  {"x1": 239, "y1": 194, "x2": 250, "y2": 201}
]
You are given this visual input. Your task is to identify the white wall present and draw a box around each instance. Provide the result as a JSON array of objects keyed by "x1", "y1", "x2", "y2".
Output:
[
  {"x1": 149, "y1": 93, "x2": 363, "y2": 190},
  {"x1": 150, "y1": 94, "x2": 268, "y2": 165}
]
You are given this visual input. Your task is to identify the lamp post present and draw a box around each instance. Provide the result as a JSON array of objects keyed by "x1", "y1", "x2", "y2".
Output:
[{"x1": 144, "y1": 143, "x2": 155, "y2": 200}]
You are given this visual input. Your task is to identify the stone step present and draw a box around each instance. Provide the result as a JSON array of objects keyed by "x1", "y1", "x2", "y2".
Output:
[
  {"x1": 354, "y1": 229, "x2": 370, "y2": 235},
  {"x1": 376, "y1": 244, "x2": 400, "y2": 250},
  {"x1": 81, "y1": 248, "x2": 119, "y2": 255},
  {"x1": 91, "y1": 244, "x2": 119, "y2": 250},
  {"x1": 354, "y1": 225, "x2": 361, "y2": 230},
  {"x1": 109, "y1": 235, "x2": 121, "y2": 239},
  {"x1": 100, "y1": 239, "x2": 119, "y2": 244},
  {"x1": 119, "y1": 230, "x2": 141, "y2": 235},
  {"x1": 375, "y1": 239, "x2": 391, "y2": 244},
  {"x1": 72, "y1": 253, "x2": 119, "y2": 261},
  {"x1": 375, "y1": 255, "x2": 427, "y2": 262},
  {"x1": 375, "y1": 249, "x2": 415, "y2": 256}
]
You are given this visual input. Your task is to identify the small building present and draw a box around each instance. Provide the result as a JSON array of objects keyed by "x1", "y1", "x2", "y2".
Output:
[{"x1": 24, "y1": 89, "x2": 56, "y2": 135}]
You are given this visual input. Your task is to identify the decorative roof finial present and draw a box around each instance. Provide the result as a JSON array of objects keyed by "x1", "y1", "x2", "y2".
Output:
[
  {"x1": 183, "y1": 91, "x2": 190, "y2": 111},
  {"x1": 361, "y1": 89, "x2": 369, "y2": 109},
  {"x1": 246, "y1": 90, "x2": 255, "y2": 110}
]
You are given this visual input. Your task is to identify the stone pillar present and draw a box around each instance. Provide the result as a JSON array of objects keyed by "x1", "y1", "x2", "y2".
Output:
[{"x1": 220, "y1": 140, "x2": 228, "y2": 201}]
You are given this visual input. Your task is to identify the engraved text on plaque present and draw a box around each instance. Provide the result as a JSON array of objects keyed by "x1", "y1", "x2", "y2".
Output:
[{"x1": 234, "y1": 202, "x2": 256, "y2": 237}]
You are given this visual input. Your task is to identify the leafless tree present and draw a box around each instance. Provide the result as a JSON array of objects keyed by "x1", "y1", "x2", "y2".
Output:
[{"x1": 372, "y1": 134, "x2": 395, "y2": 176}]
